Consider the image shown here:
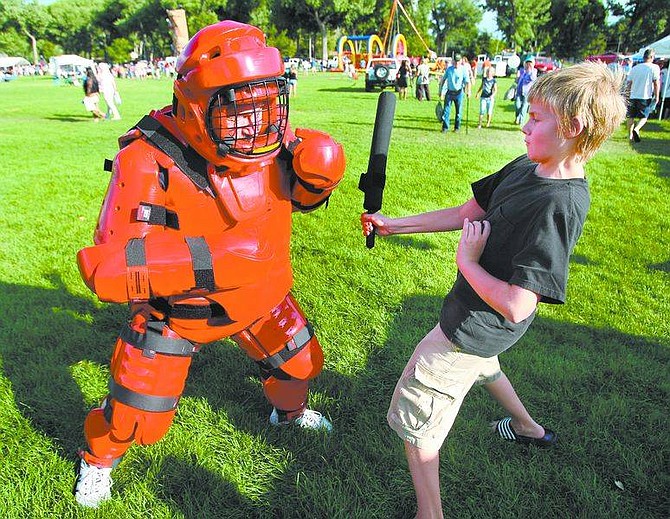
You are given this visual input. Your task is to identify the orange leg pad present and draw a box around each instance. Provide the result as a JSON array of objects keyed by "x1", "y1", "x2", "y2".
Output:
[
  {"x1": 233, "y1": 293, "x2": 324, "y2": 380},
  {"x1": 84, "y1": 316, "x2": 193, "y2": 465},
  {"x1": 262, "y1": 376, "x2": 309, "y2": 417}
]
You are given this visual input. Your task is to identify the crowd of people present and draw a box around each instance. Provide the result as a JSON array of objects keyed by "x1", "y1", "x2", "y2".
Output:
[{"x1": 378, "y1": 49, "x2": 669, "y2": 134}]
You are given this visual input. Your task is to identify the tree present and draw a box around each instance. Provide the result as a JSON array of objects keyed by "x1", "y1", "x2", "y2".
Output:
[
  {"x1": 430, "y1": 0, "x2": 482, "y2": 56},
  {"x1": 484, "y1": 0, "x2": 550, "y2": 52},
  {"x1": 273, "y1": 0, "x2": 372, "y2": 62},
  {"x1": 0, "y1": 0, "x2": 52, "y2": 63},
  {"x1": 107, "y1": 37, "x2": 134, "y2": 63},
  {"x1": 545, "y1": 0, "x2": 607, "y2": 58},
  {"x1": 46, "y1": 0, "x2": 103, "y2": 56},
  {"x1": 607, "y1": 0, "x2": 670, "y2": 51}
]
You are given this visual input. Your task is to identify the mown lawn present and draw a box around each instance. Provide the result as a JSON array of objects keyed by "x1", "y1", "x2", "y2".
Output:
[{"x1": 0, "y1": 71, "x2": 668, "y2": 518}]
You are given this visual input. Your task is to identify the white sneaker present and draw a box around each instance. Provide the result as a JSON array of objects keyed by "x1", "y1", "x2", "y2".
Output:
[
  {"x1": 270, "y1": 408, "x2": 333, "y2": 432},
  {"x1": 74, "y1": 458, "x2": 113, "y2": 508}
]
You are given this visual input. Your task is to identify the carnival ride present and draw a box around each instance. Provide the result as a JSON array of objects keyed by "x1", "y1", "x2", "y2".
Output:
[{"x1": 335, "y1": 0, "x2": 434, "y2": 70}]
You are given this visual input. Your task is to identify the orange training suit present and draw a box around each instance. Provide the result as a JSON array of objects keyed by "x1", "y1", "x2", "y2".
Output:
[{"x1": 76, "y1": 107, "x2": 345, "y2": 467}]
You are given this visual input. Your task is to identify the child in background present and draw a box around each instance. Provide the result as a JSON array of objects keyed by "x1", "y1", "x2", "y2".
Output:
[
  {"x1": 361, "y1": 62, "x2": 626, "y2": 519},
  {"x1": 476, "y1": 66, "x2": 498, "y2": 128}
]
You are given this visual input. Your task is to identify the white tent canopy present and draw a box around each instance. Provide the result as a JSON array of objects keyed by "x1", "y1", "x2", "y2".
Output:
[
  {"x1": 0, "y1": 56, "x2": 30, "y2": 69},
  {"x1": 631, "y1": 34, "x2": 670, "y2": 60},
  {"x1": 49, "y1": 54, "x2": 94, "y2": 76}
]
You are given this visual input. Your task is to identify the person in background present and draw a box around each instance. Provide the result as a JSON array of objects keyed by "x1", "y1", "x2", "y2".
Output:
[
  {"x1": 361, "y1": 61, "x2": 626, "y2": 519},
  {"x1": 514, "y1": 57, "x2": 537, "y2": 125},
  {"x1": 397, "y1": 60, "x2": 410, "y2": 100},
  {"x1": 439, "y1": 54, "x2": 471, "y2": 133},
  {"x1": 659, "y1": 62, "x2": 669, "y2": 119},
  {"x1": 288, "y1": 64, "x2": 298, "y2": 98},
  {"x1": 416, "y1": 58, "x2": 431, "y2": 101},
  {"x1": 82, "y1": 67, "x2": 106, "y2": 121},
  {"x1": 97, "y1": 62, "x2": 121, "y2": 120},
  {"x1": 626, "y1": 48, "x2": 660, "y2": 142},
  {"x1": 476, "y1": 66, "x2": 497, "y2": 128}
]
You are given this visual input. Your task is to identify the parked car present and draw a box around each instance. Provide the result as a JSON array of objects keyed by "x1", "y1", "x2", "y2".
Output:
[
  {"x1": 365, "y1": 57, "x2": 401, "y2": 91},
  {"x1": 534, "y1": 56, "x2": 557, "y2": 74}
]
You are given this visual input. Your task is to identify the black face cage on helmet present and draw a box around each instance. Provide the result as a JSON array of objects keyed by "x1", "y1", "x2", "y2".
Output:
[{"x1": 207, "y1": 77, "x2": 289, "y2": 157}]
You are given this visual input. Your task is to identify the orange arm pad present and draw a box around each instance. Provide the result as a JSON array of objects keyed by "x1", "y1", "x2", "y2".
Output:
[
  {"x1": 290, "y1": 128, "x2": 346, "y2": 212},
  {"x1": 77, "y1": 232, "x2": 274, "y2": 303}
]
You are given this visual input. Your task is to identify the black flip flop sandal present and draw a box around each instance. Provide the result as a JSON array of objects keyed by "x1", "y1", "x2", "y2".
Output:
[{"x1": 495, "y1": 417, "x2": 557, "y2": 447}]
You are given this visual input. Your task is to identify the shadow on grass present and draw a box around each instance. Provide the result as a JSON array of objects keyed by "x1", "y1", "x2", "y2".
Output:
[
  {"x1": 156, "y1": 456, "x2": 260, "y2": 518},
  {"x1": 316, "y1": 85, "x2": 367, "y2": 94},
  {"x1": 45, "y1": 113, "x2": 97, "y2": 122},
  {"x1": 1, "y1": 280, "x2": 668, "y2": 516},
  {"x1": 383, "y1": 234, "x2": 438, "y2": 250},
  {"x1": 649, "y1": 260, "x2": 670, "y2": 273}
]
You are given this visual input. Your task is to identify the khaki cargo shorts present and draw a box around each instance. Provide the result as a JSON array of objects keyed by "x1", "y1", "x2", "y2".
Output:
[{"x1": 387, "y1": 324, "x2": 502, "y2": 451}]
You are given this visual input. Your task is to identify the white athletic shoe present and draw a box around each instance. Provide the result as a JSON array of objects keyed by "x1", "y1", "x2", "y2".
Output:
[
  {"x1": 270, "y1": 408, "x2": 333, "y2": 432},
  {"x1": 74, "y1": 458, "x2": 113, "y2": 508}
]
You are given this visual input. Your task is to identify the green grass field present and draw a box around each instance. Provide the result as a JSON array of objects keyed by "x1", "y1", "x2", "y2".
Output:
[{"x1": 0, "y1": 72, "x2": 668, "y2": 518}]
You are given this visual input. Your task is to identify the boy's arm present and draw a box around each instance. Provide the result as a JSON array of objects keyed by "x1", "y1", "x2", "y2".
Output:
[
  {"x1": 456, "y1": 219, "x2": 539, "y2": 323},
  {"x1": 361, "y1": 197, "x2": 485, "y2": 236}
]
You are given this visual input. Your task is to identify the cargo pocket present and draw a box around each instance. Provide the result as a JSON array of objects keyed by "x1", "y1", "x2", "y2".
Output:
[{"x1": 396, "y1": 360, "x2": 462, "y2": 433}]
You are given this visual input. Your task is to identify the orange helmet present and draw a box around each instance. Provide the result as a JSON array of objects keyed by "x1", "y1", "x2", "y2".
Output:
[{"x1": 172, "y1": 20, "x2": 288, "y2": 165}]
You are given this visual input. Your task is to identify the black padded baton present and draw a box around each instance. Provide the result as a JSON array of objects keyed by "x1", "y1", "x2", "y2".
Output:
[{"x1": 359, "y1": 91, "x2": 396, "y2": 248}]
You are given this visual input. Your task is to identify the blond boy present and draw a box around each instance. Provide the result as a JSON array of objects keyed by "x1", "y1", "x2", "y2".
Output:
[{"x1": 361, "y1": 62, "x2": 626, "y2": 518}]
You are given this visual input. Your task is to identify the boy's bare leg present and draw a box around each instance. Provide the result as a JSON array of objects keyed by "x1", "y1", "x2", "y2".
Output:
[
  {"x1": 405, "y1": 441, "x2": 444, "y2": 519},
  {"x1": 484, "y1": 372, "x2": 545, "y2": 438}
]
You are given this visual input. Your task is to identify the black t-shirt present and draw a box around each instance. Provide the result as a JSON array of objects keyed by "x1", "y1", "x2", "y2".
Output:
[
  {"x1": 439, "y1": 155, "x2": 590, "y2": 357},
  {"x1": 481, "y1": 77, "x2": 496, "y2": 98}
]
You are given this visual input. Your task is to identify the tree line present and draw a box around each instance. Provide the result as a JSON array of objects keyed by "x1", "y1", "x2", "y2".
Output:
[{"x1": 0, "y1": 0, "x2": 667, "y2": 65}]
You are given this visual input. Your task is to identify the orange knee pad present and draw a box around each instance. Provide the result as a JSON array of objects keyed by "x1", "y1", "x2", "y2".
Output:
[
  {"x1": 84, "y1": 315, "x2": 196, "y2": 465},
  {"x1": 232, "y1": 293, "x2": 324, "y2": 414}
]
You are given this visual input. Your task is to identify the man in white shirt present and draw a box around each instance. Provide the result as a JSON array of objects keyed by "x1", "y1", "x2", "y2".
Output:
[
  {"x1": 626, "y1": 48, "x2": 660, "y2": 142},
  {"x1": 416, "y1": 58, "x2": 431, "y2": 101}
]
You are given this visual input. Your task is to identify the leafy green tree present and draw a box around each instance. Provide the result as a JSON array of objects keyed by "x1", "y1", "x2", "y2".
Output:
[
  {"x1": 0, "y1": 0, "x2": 52, "y2": 63},
  {"x1": 107, "y1": 37, "x2": 134, "y2": 63},
  {"x1": 484, "y1": 0, "x2": 550, "y2": 52},
  {"x1": 0, "y1": 27, "x2": 30, "y2": 58},
  {"x1": 545, "y1": 0, "x2": 607, "y2": 58},
  {"x1": 38, "y1": 39, "x2": 62, "y2": 60},
  {"x1": 273, "y1": 0, "x2": 372, "y2": 62},
  {"x1": 46, "y1": 0, "x2": 103, "y2": 56},
  {"x1": 430, "y1": 0, "x2": 482, "y2": 56},
  {"x1": 607, "y1": 0, "x2": 669, "y2": 51}
]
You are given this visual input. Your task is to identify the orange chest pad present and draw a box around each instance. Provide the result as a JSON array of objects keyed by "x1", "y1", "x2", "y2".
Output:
[{"x1": 209, "y1": 161, "x2": 290, "y2": 223}]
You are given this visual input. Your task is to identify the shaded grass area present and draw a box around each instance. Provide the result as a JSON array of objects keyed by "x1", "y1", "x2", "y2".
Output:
[{"x1": 0, "y1": 74, "x2": 668, "y2": 518}]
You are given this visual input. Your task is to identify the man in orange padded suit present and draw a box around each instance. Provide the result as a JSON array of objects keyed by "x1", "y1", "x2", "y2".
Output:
[{"x1": 74, "y1": 20, "x2": 345, "y2": 508}]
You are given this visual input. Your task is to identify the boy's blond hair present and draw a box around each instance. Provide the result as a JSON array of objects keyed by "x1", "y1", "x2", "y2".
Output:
[{"x1": 528, "y1": 61, "x2": 627, "y2": 161}]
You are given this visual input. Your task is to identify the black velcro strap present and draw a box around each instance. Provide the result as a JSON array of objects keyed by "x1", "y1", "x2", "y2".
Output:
[
  {"x1": 103, "y1": 158, "x2": 113, "y2": 172},
  {"x1": 291, "y1": 196, "x2": 330, "y2": 211},
  {"x1": 136, "y1": 202, "x2": 180, "y2": 229},
  {"x1": 294, "y1": 175, "x2": 325, "y2": 194},
  {"x1": 135, "y1": 115, "x2": 213, "y2": 195},
  {"x1": 185, "y1": 237, "x2": 215, "y2": 291},
  {"x1": 125, "y1": 238, "x2": 146, "y2": 266},
  {"x1": 109, "y1": 379, "x2": 179, "y2": 412},
  {"x1": 150, "y1": 298, "x2": 234, "y2": 323},
  {"x1": 259, "y1": 323, "x2": 313, "y2": 370},
  {"x1": 120, "y1": 321, "x2": 197, "y2": 357}
]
